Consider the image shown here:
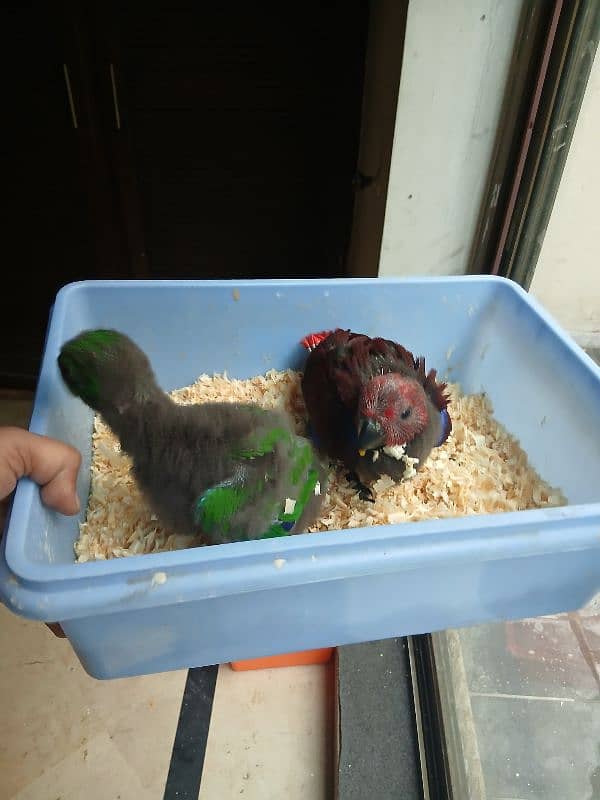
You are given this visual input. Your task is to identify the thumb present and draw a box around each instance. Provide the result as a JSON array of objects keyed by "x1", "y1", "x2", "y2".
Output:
[{"x1": 40, "y1": 464, "x2": 81, "y2": 515}]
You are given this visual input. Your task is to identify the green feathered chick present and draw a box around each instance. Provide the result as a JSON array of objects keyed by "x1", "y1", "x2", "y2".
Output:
[{"x1": 58, "y1": 329, "x2": 327, "y2": 545}]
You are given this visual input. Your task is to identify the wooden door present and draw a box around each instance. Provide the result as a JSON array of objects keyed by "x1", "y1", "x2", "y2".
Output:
[
  {"x1": 2, "y1": 3, "x2": 383, "y2": 386},
  {"x1": 2, "y1": 3, "x2": 130, "y2": 386},
  {"x1": 95, "y1": 2, "x2": 370, "y2": 280}
]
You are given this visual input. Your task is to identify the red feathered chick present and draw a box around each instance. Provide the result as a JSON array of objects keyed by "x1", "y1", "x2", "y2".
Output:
[{"x1": 300, "y1": 329, "x2": 451, "y2": 496}]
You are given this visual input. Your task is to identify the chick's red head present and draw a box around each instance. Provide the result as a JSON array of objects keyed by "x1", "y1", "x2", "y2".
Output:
[{"x1": 356, "y1": 373, "x2": 429, "y2": 453}]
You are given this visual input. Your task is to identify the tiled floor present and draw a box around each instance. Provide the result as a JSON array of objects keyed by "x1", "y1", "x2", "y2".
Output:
[
  {"x1": 440, "y1": 609, "x2": 600, "y2": 799},
  {"x1": 0, "y1": 603, "x2": 330, "y2": 799},
  {"x1": 0, "y1": 390, "x2": 33, "y2": 429},
  {"x1": 0, "y1": 604, "x2": 186, "y2": 799},
  {"x1": 199, "y1": 664, "x2": 332, "y2": 800},
  {"x1": 0, "y1": 390, "x2": 332, "y2": 799}
]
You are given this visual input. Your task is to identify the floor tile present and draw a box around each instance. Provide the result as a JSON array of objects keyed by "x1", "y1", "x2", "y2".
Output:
[{"x1": 199, "y1": 663, "x2": 333, "y2": 800}]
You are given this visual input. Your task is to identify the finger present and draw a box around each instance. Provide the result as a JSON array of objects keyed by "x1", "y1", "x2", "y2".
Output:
[
  {"x1": 40, "y1": 464, "x2": 81, "y2": 515},
  {"x1": 0, "y1": 427, "x2": 82, "y2": 514}
]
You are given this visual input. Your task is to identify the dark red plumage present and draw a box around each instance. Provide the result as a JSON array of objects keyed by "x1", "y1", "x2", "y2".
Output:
[{"x1": 300, "y1": 329, "x2": 451, "y2": 491}]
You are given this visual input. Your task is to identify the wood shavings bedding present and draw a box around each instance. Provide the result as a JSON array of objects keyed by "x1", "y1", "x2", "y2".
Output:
[{"x1": 75, "y1": 370, "x2": 566, "y2": 562}]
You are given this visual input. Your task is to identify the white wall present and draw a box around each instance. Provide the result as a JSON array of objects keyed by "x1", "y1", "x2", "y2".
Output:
[
  {"x1": 529, "y1": 47, "x2": 600, "y2": 347},
  {"x1": 379, "y1": 0, "x2": 524, "y2": 277}
]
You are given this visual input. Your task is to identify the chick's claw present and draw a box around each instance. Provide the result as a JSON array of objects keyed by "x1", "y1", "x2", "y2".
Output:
[
  {"x1": 359, "y1": 486, "x2": 375, "y2": 503},
  {"x1": 345, "y1": 471, "x2": 375, "y2": 503}
]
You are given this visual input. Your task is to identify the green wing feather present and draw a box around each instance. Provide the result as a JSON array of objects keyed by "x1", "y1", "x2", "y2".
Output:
[{"x1": 194, "y1": 426, "x2": 320, "y2": 542}]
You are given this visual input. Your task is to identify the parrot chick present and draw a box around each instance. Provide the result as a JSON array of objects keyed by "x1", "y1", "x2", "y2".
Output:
[
  {"x1": 58, "y1": 329, "x2": 327, "y2": 545},
  {"x1": 300, "y1": 329, "x2": 451, "y2": 500}
]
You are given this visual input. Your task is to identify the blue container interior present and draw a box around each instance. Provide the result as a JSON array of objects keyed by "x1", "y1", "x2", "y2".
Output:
[{"x1": 3, "y1": 276, "x2": 600, "y2": 622}]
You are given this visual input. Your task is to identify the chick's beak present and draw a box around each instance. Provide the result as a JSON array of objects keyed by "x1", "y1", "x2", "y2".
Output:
[{"x1": 357, "y1": 417, "x2": 384, "y2": 454}]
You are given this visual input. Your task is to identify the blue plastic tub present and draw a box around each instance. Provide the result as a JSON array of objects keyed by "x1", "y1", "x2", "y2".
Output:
[{"x1": 1, "y1": 277, "x2": 600, "y2": 679}]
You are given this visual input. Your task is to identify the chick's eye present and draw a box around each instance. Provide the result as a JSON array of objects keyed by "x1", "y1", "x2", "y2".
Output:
[{"x1": 401, "y1": 408, "x2": 412, "y2": 420}]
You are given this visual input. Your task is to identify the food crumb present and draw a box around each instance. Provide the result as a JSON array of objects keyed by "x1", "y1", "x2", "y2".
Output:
[
  {"x1": 284, "y1": 498, "x2": 296, "y2": 515},
  {"x1": 383, "y1": 444, "x2": 405, "y2": 460}
]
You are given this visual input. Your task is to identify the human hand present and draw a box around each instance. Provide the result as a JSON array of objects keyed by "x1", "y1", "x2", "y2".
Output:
[
  {"x1": 0, "y1": 427, "x2": 81, "y2": 639},
  {"x1": 0, "y1": 427, "x2": 81, "y2": 530}
]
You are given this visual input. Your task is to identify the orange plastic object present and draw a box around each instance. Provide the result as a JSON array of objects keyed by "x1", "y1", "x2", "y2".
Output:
[{"x1": 230, "y1": 647, "x2": 334, "y2": 671}]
